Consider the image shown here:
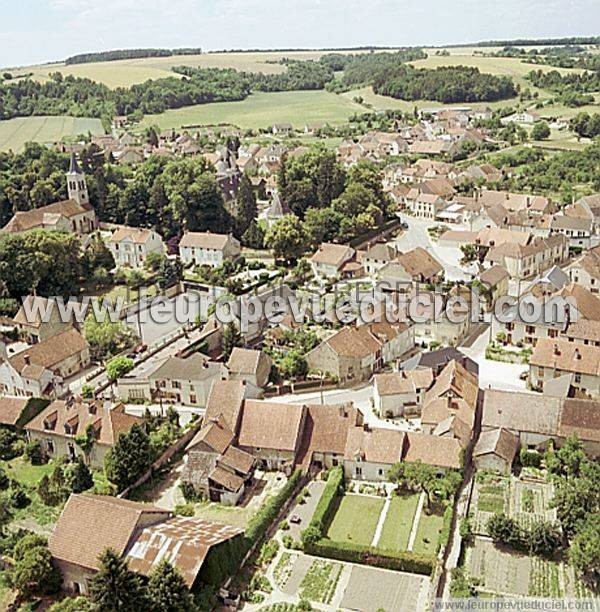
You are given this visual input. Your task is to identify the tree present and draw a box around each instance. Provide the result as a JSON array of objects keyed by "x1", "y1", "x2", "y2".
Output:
[
  {"x1": 24, "y1": 440, "x2": 46, "y2": 465},
  {"x1": 81, "y1": 384, "x2": 95, "y2": 400},
  {"x1": 84, "y1": 316, "x2": 137, "y2": 360},
  {"x1": 146, "y1": 559, "x2": 194, "y2": 612},
  {"x1": 233, "y1": 175, "x2": 257, "y2": 237},
  {"x1": 241, "y1": 220, "x2": 265, "y2": 249},
  {"x1": 75, "y1": 423, "x2": 97, "y2": 465},
  {"x1": 302, "y1": 207, "x2": 343, "y2": 246},
  {"x1": 11, "y1": 537, "x2": 62, "y2": 598},
  {"x1": 145, "y1": 251, "x2": 165, "y2": 272},
  {"x1": 157, "y1": 257, "x2": 183, "y2": 290},
  {"x1": 106, "y1": 356, "x2": 134, "y2": 381},
  {"x1": 548, "y1": 435, "x2": 586, "y2": 478},
  {"x1": 569, "y1": 515, "x2": 600, "y2": 588},
  {"x1": 222, "y1": 323, "x2": 242, "y2": 361},
  {"x1": 460, "y1": 244, "x2": 479, "y2": 264},
  {"x1": 48, "y1": 597, "x2": 95, "y2": 611},
  {"x1": 487, "y1": 513, "x2": 522, "y2": 548},
  {"x1": 69, "y1": 457, "x2": 94, "y2": 493},
  {"x1": 265, "y1": 215, "x2": 308, "y2": 263},
  {"x1": 531, "y1": 121, "x2": 551, "y2": 140},
  {"x1": 527, "y1": 520, "x2": 561, "y2": 557},
  {"x1": 278, "y1": 350, "x2": 308, "y2": 381},
  {"x1": 84, "y1": 233, "x2": 115, "y2": 274},
  {"x1": 105, "y1": 424, "x2": 152, "y2": 490},
  {"x1": 89, "y1": 549, "x2": 147, "y2": 611}
]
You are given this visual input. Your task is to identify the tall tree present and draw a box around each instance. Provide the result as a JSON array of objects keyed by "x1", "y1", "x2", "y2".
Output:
[
  {"x1": 147, "y1": 560, "x2": 194, "y2": 612},
  {"x1": 89, "y1": 549, "x2": 147, "y2": 612},
  {"x1": 265, "y1": 215, "x2": 308, "y2": 263},
  {"x1": 104, "y1": 423, "x2": 152, "y2": 490},
  {"x1": 233, "y1": 175, "x2": 257, "y2": 237}
]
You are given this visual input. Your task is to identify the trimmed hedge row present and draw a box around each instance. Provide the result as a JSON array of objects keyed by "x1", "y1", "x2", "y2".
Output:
[
  {"x1": 438, "y1": 505, "x2": 454, "y2": 555},
  {"x1": 246, "y1": 469, "x2": 302, "y2": 545},
  {"x1": 309, "y1": 466, "x2": 344, "y2": 533},
  {"x1": 305, "y1": 538, "x2": 435, "y2": 575}
]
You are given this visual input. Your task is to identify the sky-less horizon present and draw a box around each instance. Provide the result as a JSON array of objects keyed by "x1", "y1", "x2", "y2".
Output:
[{"x1": 1, "y1": 0, "x2": 598, "y2": 69}]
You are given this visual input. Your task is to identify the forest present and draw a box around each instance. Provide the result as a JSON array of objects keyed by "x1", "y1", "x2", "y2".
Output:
[
  {"x1": 65, "y1": 48, "x2": 205, "y2": 64},
  {"x1": 372, "y1": 65, "x2": 517, "y2": 103}
]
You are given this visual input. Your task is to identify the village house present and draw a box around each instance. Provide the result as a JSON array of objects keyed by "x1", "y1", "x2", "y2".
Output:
[
  {"x1": 481, "y1": 389, "x2": 600, "y2": 458},
  {"x1": 343, "y1": 426, "x2": 405, "y2": 481},
  {"x1": 0, "y1": 396, "x2": 29, "y2": 429},
  {"x1": 362, "y1": 243, "x2": 398, "y2": 276},
  {"x1": 394, "y1": 248, "x2": 444, "y2": 285},
  {"x1": 178, "y1": 232, "x2": 241, "y2": 268},
  {"x1": 0, "y1": 329, "x2": 90, "y2": 398},
  {"x1": 295, "y1": 403, "x2": 363, "y2": 472},
  {"x1": 226, "y1": 348, "x2": 272, "y2": 388},
  {"x1": 24, "y1": 398, "x2": 141, "y2": 468},
  {"x1": 236, "y1": 400, "x2": 306, "y2": 471},
  {"x1": 404, "y1": 190, "x2": 447, "y2": 220},
  {"x1": 182, "y1": 415, "x2": 255, "y2": 505},
  {"x1": 147, "y1": 354, "x2": 227, "y2": 407},
  {"x1": 549, "y1": 215, "x2": 594, "y2": 250},
  {"x1": 567, "y1": 247, "x2": 600, "y2": 294},
  {"x1": 420, "y1": 359, "x2": 479, "y2": 449},
  {"x1": 309, "y1": 243, "x2": 356, "y2": 280},
  {"x1": 476, "y1": 189, "x2": 555, "y2": 216},
  {"x1": 529, "y1": 338, "x2": 600, "y2": 398},
  {"x1": 49, "y1": 494, "x2": 244, "y2": 595},
  {"x1": 372, "y1": 368, "x2": 434, "y2": 418},
  {"x1": 12, "y1": 296, "x2": 75, "y2": 344},
  {"x1": 305, "y1": 321, "x2": 414, "y2": 382},
  {"x1": 472, "y1": 428, "x2": 520, "y2": 474},
  {"x1": 492, "y1": 283, "x2": 600, "y2": 348},
  {"x1": 500, "y1": 111, "x2": 540, "y2": 125},
  {"x1": 484, "y1": 234, "x2": 569, "y2": 281},
  {"x1": 478, "y1": 265, "x2": 509, "y2": 311},
  {"x1": 107, "y1": 226, "x2": 165, "y2": 269}
]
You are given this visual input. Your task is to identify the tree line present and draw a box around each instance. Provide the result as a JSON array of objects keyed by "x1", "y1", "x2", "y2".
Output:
[
  {"x1": 372, "y1": 65, "x2": 517, "y2": 103},
  {"x1": 65, "y1": 47, "x2": 204, "y2": 64}
]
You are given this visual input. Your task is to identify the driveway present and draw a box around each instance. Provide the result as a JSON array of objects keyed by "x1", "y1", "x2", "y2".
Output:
[{"x1": 287, "y1": 480, "x2": 326, "y2": 540}]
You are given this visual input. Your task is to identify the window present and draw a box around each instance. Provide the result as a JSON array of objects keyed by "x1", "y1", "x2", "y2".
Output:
[
  {"x1": 575, "y1": 373, "x2": 582, "y2": 383},
  {"x1": 45, "y1": 439, "x2": 54, "y2": 453},
  {"x1": 355, "y1": 466, "x2": 362, "y2": 476},
  {"x1": 190, "y1": 394, "x2": 197, "y2": 404},
  {"x1": 537, "y1": 367, "x2": 544, "y2": 377},
  {"x1": 378, "y1": 468, "x2": 384, "y2": 476},
  {"x1": 172, "y1": 381, "x2": 181, "y2": 389}
]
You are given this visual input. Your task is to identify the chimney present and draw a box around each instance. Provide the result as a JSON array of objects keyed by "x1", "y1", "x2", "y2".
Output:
[{"x1": 23, "y1": 354, "x2": 30, "y2": 366}]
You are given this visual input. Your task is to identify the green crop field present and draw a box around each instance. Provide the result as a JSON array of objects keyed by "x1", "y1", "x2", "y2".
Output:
[
  {"x1": 0, "y1": 116, "x2": 104, "y2": 152},
  {"x1": 137, "y1": 90, "x2": 364, "y2": 131}
]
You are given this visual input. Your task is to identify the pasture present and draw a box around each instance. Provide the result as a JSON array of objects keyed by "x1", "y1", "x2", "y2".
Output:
[
  {"x1": 137, "y1": 90, "x2": 364, "y2": 131},
  {"x1": 0, "y1": 116, "x2": 104, "y2": 152}
]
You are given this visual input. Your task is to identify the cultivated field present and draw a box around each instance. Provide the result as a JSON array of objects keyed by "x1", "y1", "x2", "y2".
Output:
[
  {"x1": 14, "y1": 49, "x2": 395, "y2": 89},
  {"x1": 0, "y1": 116, "x2": 104, "y2": 152},
  {"x1": 137, "y1": 90, "x2": 364, "y2": 132}
]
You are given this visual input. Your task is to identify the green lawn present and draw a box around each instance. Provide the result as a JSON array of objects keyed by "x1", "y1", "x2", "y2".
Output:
[
  {"x1": 0, "y1": 457, "x2": 55, "y2": 487},
  {"x1": 138, "y1": 90, "x2": 364, "y2": 132},
  {"x1": 193, "y1": 501, "x2": 253, "y2": 529},
  {"x1": 377, "y1": 493, "x2": 420, "y2": 552},
  {"x1": 0, "y1": 116, "x2": 104, "y2": 152},
  {"x1": 412, "y1": 510, "x2": 444, "y2": 556},
  {"x1": 326, "y1": 494, "x2": 384, "y2": 547}
]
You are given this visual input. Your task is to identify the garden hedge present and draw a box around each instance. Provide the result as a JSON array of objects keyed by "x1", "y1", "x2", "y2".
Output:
[
  {"x1": 304, "y1": 466, "x2": 344, "y2": 539},
  {"x1": 245, "y1": 469, "x2": 302, "y2": 546},
  {"x1": 305, "y1": 538, "x2": 435, "y2": 575}
]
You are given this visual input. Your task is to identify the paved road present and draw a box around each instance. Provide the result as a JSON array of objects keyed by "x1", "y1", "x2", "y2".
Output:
[{"x1": 125, "y1": 292, "x2": 209, "y2": 345}]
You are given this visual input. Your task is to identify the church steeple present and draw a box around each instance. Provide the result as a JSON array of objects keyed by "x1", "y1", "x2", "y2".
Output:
[{"x1": 66, "y1": 152, "x2": 89, "y2": 206}]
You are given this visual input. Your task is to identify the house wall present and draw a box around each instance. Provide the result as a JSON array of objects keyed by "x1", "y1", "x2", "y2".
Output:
[
  {"x1": 54, "y1": 560, "x2": 96, "y2": 595},
  {"x1": 343, "y1": 459, "x2": 392, "y2": 482},
  {"x1": 26, "y1": 429, "x2": 109, "y2": 469},
  {"x1": 473, "y1": 453, "x2": 511, "y2": 475},
  {"x1": 238, "y1": 447, "x2": 296, "y2": 471},
  {"x1": 530, "y1": 365, "x2": 600, "y2": 398},
  {"x1": 110, "y1": 234, "x2": 165, "y2": 268}
]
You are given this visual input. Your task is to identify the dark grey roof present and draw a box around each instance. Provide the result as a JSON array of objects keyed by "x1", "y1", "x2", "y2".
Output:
[{"x1": 69, "y1": 152, "x2": 82, "y2": 174}]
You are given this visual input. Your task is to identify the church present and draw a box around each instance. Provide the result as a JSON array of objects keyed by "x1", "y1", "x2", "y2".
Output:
[{"x1": 1, "y1": 153, "x2": 97, "y2": 235}]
